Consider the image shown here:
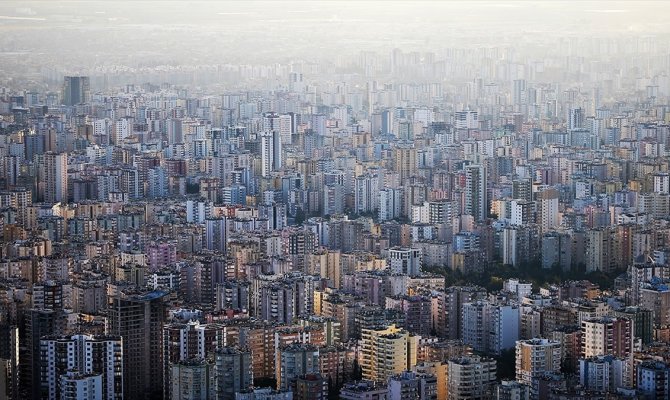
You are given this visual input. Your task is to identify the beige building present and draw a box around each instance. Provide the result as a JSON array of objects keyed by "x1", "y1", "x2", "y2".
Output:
[
  {"x1": 515, "y1": 338, "x2": 562, "y2": 386},
  {"x1": 639, "y1": 286, "x2": 670, "y2": 326},
  {"x1": 414, "y1": 361, "x2": 448, "y2": 400},
  {"x1": 393, "y1": 145, "x2": 417, "y2": 183},
  {"x1": 581, "y1": 317, "x2": 632, "y2": 359},
  {"x1": 306, "y1": 249, "x2": 341, "y2": 288},
  {"x1": 361, "y1": 324, "x2": 419, "y2": 383}
]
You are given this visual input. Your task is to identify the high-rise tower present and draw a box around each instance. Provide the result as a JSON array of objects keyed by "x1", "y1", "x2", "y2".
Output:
[
  {"x1": 43, "y1": 152, "x2": 68, "y2": 204},
  {"x1": 465, "y1": 164, "x2": 487, "y2": 222},
  {"x1": 62, "y1": 76, "x2": 90, "y2": 106},
  {"x1": 260, "y1": 131, "x2": 282, "y2": 177},
  {"x1": 107, "y1": 291, "x2": 168, "y2": 400}
]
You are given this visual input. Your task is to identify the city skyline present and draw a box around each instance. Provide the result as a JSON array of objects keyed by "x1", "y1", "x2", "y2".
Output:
[{"x1": 1, "y1": 1, "x2": 670, "y2": 399}]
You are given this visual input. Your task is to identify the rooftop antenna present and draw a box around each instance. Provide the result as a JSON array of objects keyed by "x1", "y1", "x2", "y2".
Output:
[{"x1": 647, "y1": 252, "x2": 656, "y2": 265}]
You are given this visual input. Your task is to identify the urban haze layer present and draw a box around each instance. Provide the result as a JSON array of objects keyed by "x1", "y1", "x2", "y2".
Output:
[{"x1": 1, "y1": 1, "x2": 670, "y2": 399}]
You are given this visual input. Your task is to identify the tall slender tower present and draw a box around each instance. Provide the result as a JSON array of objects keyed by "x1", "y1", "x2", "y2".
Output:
[
  {"x1": 25, "y1": 310, "x2": 67, "y2": 399},
  {"x1": 0, "y1": 325, "x2": 19, "y2": 400},
  {"x1": 538, "y1": 188, "x2": 560, "y2": 232},
  {"x1": 393, "y1": 144, "x2": 417, "y2": 183},
  {"x1": 568, "y1": 107, "x2": 584, "y2": 130},
  {"x1": 465, "y1": 164, "x2": 487, "y2": 222},
  {"x1": 108, "y1": 291, "x2": 168, "y2": 400},
  {"x1": 263, "y1": 112, "x2": 292, "y2": 145},
  {"x1": 43, "y1": 152, "x2": 68, "y2": 204},
  {"x1": 62, "y1": 76, "x2": 90, "y2": 106},
  {"x1": 260, "y1": 130, "x2": 282, "y2": 177},
  {"x1": 512, "y1": 79, "x2": 527, "y2": 106}
]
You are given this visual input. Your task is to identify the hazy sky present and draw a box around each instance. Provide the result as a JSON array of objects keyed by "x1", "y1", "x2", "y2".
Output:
[
  {"x1": 0, "y1": 1, "x2": 669, "y2": 82},
  {"x1": 1, "y1": 1, "x2": 668, "y2": 52}
]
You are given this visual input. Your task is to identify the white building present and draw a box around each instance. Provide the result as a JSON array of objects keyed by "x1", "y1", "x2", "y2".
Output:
[
  {"x1": 355, "y1": 174, "x2": 380, "y2": 214},
  {"x1": 114, "y1": 117, "x2": 132, "y2": 143},
  {"x1": 454, "y1": 110, "x2": 478, "y2": 130},
  {"x1": 462, "y1": 301, "x2": 519, "y2": 355},
  {"x1": 380, "y1": 188, "x2": 403, "y2": 221},
  {"x1": 260, "y1": 130, "x2": 282, "y2": 177},
  {"x1": 59, "y1": 372, "x2": 103, "y2": 400},
  {"x1": 538, "y1": 188, "x2": 559, "y2": 231},
  {"x1": 411, "y1": 202, "x2": 429, "y2": 224},
  {"x1": 186, "y1": 200, "x2": 211, "y2": 224},
  {"x1": 503, "y1": 279, "x2": 533, "y2": 301},
  {"x1": 205, "y1": 217, "x2": 227, "y2": 253},
  {"x1": 388, "y1": 373, "x2": 417, "y2": 400},
  {"x1": 44, "y1": 152, "x2": 68, "y2": 204},
  {"x1": 146, "y1": 167, "x2": 168, "y2": 198},
  {"x1": 580, "y1": 317, "x2": 632, "y2": 359},
  {"x1": 579, "y1": 356, "x2": 631, "y2": 393},
  {"x1": 388, "y1": 247, "x2": 422, "y2": 276},
  {"x1": 515, "y1": 338, "x2": 561, "y2": 387},
  {"x1": 322, "y1": 184, "x2": 345, "y2": 216},
  {"x1": 413, "y1": 200, "x2": 457, "y2": 225},
  {"x1": 568, "y1": 107, "x2": 584, "y2": 130},
  {"x1": 93, "y1": 118, "x2": 111, "y2": 137},
  {"x1": 502, "y1": 227, "x2": 520, "y2": 267},
  {"x1": 653, "y1": 172, "x2": 670, "y2": 194},
  {"x1": 40, "y1": 334, "x2": 122, "y2": 400},
  {"x1": 510, "y1": 200, "x2": 533, "y2": 227},
  {"x1": 489, "y1": 304, "x2": 520, "y2": 355},
  {"x1": 263, "y1": 112, "x2": 292, "y2": 145}
]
